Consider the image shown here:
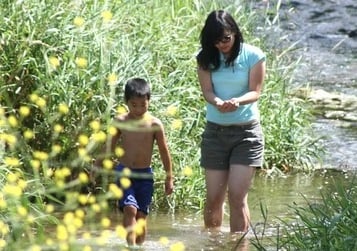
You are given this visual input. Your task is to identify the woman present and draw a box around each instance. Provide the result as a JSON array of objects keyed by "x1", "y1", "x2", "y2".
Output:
[{"x1": 197, "y1": 10, "x2": 266, "y2": 233}]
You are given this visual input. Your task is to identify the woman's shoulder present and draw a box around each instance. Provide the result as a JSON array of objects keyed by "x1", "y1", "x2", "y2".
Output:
[{"x1": 241, "y1": 43, "x2": 264, "y2": 55}]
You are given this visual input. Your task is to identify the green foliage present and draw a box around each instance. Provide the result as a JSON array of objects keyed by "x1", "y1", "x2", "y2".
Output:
[{"x1": 280, "y1": 176, "x2": 357, "y2": 250}]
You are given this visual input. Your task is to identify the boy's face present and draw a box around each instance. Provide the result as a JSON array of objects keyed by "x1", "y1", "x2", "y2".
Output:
[{"x1": 127, "y1": 96, "x2": 149, "y2": 119}]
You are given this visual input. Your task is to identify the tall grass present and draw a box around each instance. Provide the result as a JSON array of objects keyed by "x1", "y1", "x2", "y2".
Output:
[{"x1": 0, "y1": 0, "x2": 324, "y2": 249}]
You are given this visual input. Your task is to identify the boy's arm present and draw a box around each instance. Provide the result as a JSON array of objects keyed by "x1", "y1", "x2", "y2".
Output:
[{"x1": 155, "y1": 121, "x2": 173, "y2": 195}]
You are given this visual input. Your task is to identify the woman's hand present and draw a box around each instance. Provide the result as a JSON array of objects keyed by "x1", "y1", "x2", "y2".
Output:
[{"x1": 216, "y1": 99, "x2": 239, "y2": 113}]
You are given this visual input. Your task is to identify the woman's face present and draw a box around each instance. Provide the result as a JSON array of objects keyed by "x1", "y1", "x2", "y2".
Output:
[{"x1": 214, "y1": 31, "x2": 235, "y2": 55}]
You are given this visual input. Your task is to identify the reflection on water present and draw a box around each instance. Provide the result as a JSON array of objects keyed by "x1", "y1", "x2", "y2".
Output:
[{"x1": 83, "y1": 169, "x2": 355, "y2": 250}]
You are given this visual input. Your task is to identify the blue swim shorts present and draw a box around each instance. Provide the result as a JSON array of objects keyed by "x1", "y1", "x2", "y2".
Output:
[{"x1": 115, "y1": 163, "x2": 154, "y2": 215}]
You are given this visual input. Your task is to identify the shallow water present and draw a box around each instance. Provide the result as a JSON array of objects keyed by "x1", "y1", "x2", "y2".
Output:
[{"x1": 83, "y1": 169, "x2": 355, "y2": 250}]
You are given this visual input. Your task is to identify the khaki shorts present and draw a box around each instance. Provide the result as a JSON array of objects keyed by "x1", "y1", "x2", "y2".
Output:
[{"x1": 200, "y1": 120, "x2": 264, "y2": 170}]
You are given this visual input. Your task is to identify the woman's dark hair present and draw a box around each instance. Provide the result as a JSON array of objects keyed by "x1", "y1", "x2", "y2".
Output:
[
  {"x1": 197, "y1": 10, "x2": 244, "y2": 70},
  {"x1": 124, "y1": 78, "x2": 151, "y2": 102}
]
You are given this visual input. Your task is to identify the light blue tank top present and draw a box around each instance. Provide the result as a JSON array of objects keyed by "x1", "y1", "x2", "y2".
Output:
[{"x1": 206, "y1": 43, "x2": 266, "y2": 124}]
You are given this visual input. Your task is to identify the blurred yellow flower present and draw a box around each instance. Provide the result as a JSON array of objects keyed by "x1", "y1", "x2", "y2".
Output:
[
  {"x1": 75, "y1": 57, "x2": 88, "y2": 68},
  {"x1": 91, "y1": 203, "x2": 101, "y2": 213},
  {"x1": 170, "y1": 241, "x2": 185, "y2": 251},
  {"x1": 36, "y1": 97, "x2": 46, "y2": 109},
  {"x1": 29, "y1": 93, "x2": 39, "y2": 103},
  {"x1": 171, "y1": 119, "x2": 183, "y2": 130},
  {"x1": 115, "y1": 146, "x2": 125, "y2": 157},
  {"x1": 92, "y1": 131, "x2": 106, "y2": 142},
  {"x1": 19, "y1": 106, "x2": 30, "y2": 117},
  {"x1": 82, "y1": 232, "x2": 91, "y2": 239},
  {"x1": 75, "y1": 209, "x2": 85, "y2": 219},
  {"x1": 101, "y1": 10, "x2": 113, "y2": 22},
  {"x1": 83, "y1": 246, "x2": 91, "y2": 251},
  {"x1": 24, "y1": 129, "x2": 34, "y2": 140},
  {"x1": 56, "y1": 224, "x2": 69, "y2": 241},
  {"x1": 33, "y1": 151, "x2": 49, "y2": 161},
  {"x1": 78, "y1": 134, "x2": 89, "y2": 146},
  {"x1": 108, "y1": 126, "x2": 117, "y2": 136},
  {"x1": 0, "y1": 220, "x2": 10, "y2": 235},
  {"x1": 29, "y1": 245, "x2": 41, "y2": 251},
  {"x1": 109, "y1": 183, "x2": 123, "y2": 199},
  {"x1": 182, "y1": 166, "x2": 193, "y2": 176},
  {"x1": 18, "y1": 179, "x2": 27, "y2": 190},
  {"x1": 90, "y1": 120, "x2": 101, "y2": 131},
  {"x1": 101, "y1": 217, "x2": 111, "y2": 228},
  {"x1": 49, "y1": 56, "x2": 60, "y2": 69},
  {"x1": 7, "y1": 115, "x2": 18, "y2": 127},
  {"x1": 165, "y1": 105, "x2": 178, "y2": 116},
  {"x1": 4, "y1": 157, "x2": 20, "y2": 167},
  {"x1": 45, "y1": 204, "x2": 55, "y2": 213},
  {"x1": 4, "y1": 184, "x2": 19, "y2": 198},
  {"x1": 78, "y1": 172, "x2": 89, "y2": 184},
  {"x1": 58, "y1": 103, "x2": 69, "y2": 114},
  {"x1": 54, "y1": 124, "x2": 64, "y2": 133},
  {"x1": 159, "y1": 236, "x2": 169, "y2": 245},
  {"x1": 107, "y1": 73, "x2": 118, "y2": 85},
  {"x1": 0, "y1": 239, "x2": 6, "y2": 248},
  {"x1": 78, "y1": 194, "x2": 88, "y2": 205},
  {"x1": 30, "y1": 159, "x2": 41, "y2": 170},
  {"x1": 51, "y1": 144, "x2": 62, "y2": 155},
  {"x1": 17, "y1": 206, "x2": 28, "y2": 217},
  {"x1": 116, "y1": 105, "x2": 127, "y2": 115},
  {"x1": 0, "y1": 197, "x2": 7, "y2": 209},
  {"x1": 103, "y1": 159, "x2": 113, "y2": 170},
  {"x1": 73, "y1": 16, "x2": 85, "y2": 27},
  {"x1": 115, "y1": 225, "x2": 127, "y2": 239},
  {"x1": 120, "y1": 177, "x2": 131, "y2": 189}
]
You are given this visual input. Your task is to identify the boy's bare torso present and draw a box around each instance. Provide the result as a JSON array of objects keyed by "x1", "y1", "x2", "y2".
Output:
[{"x1": 116, "y1": 114, "x2": 160, "y2": 169}]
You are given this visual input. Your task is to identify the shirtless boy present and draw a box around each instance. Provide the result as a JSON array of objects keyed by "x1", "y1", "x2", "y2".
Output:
[{"x1": 95, "y1": 78, "x2": 173, "y2": 246}]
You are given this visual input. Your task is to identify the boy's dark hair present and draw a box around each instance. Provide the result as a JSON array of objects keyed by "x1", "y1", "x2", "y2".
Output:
[
  {"x1": 197, "y1": 10, "x2": 244, "y2": 70},
  {"x1": 124, "y1": 78, "x2": 151, "y2": 102}
]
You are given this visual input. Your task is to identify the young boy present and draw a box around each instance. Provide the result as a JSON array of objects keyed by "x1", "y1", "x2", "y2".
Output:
[{"x1": 94, "y1": 78, "x2": 174, "y2": 246}]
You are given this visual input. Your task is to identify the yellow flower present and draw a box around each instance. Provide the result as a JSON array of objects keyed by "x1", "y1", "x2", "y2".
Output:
[
  {"x1": 75, "y1": 209, "x2": 85, "y2": 219},
  {"x1": 0, "y1": 197, "x2": 7, "y2": 209},
  {"x1": 7, "y1": 115, "x2": 18, "y2": 127},
  {"x1": 17, "y1": 206, "x2": 28, "y2": 217},
  {"x1": 170, "y1": 241, "x2": 185, "y2": 251},
  {"x1": 24, "y1": 129, "x2": 34, "y2": 140},
  {"x1": 4, "y1": 157, "x2": 20, "y2": 167},
  {"x1": 133, "y1": 219, "x2": 146, "y2": 236},
  {"x1": 58, "y1": 103, "x2": 69, "y2": 114},
  {"x1": 82, "y1": 232, "x2": 91, "y2": 239},
  {"x1": 78, "y1": 134, "x2": 89, "y2": 146},
  {"x1": 103, "y1": 159, "x2": 113, "y2": 170},
  {"x1": 165, "y1": 105, "x2": 178, "y2": 116},
  {"x1": 90, "y1": 120, "x2": 101, "y2": 131},
  {"x1": 75, "y1": 57, "x2": 88, "y2": 68},
  {"x1": 51, "y1": 144, "x2": 62, "y2": 154},
  {"x1": 54, "y1": 124, "x2": 64, "y2": 133},
  {"x1": 83, "y1": 246, "x2": 91, "y2": 251},
  {"x1": 91, "y1": 203, "x2": 101, "y2": 212},
  {"x1": 159, "y1": 236, "x2": 169, "y2": 246},
  {"x1": 171, "y1": 119, "x2": 183, "y2": 130},
  {"x1": 49, "y1": 56, "x2": 60, "y2": 69},
  {"x1": 78, "y1": 194, "x2": 88, "y2": 205},
  {"x1": 46, "y1": 204, "x2": 55, "y2": 213},
  {"x1": 33, "y1": 151, "x2": 49, "y2": 161},
  {"x1": 30, "y1": 159, "x2": 41, "y2": 170},
  {"x1": 3, "y1": 184, "x2": 22, "y2": 197},
  {"x1": 182, "y1": 166, "x2": 193, "y2": 176},
  {"x1": 115, "y1": 225, "x2": 127, "y2": 239},
  {"x1": 108, "y1": 126, "x2": 117, "y2": 136},
  {"x1": 107, "y1": 73, "x2": 117, "y2": 85},
  {"x1": 109, "y1": 183, "x2": 123, "y2": 199},
  {"x1": 56, "y1": 224, "x2": 68, "y2": 241},
  {"x1": 29, "y1": 245, "x2": 41, "y2": 251},
  {"x1": 78, "y1": 172, "x2": 89, "y2": 184},
  {"x1": 120, "y1": 177, "x2": 131, "y2": 189},
  {"x1": 101, "y1": 217, "x2": 111, "y2": 228},
  {"x1": 116, "y1": 105, "x2": 127, "y2": 115},
  {"x1": 19, "y1": 106, "x2": 30, "y2": 117},
  {"x1": 18, "y1": 179, "x2": 27, "y2": 190},
  {"x1": 92, "y1": 131, "x2": 106, "y2": 142},
  {"x1": 0, "y1": 239, "x2": 6, "y2": 248},
  {"x1": 73, "y1": 16, "x2": 85, "y2": 27},
  {"x1": 36, "y1": 97, "x2": 46, "y2": 109},
  {"x1": 101, "y1": 10, "x2": 113, "y2": 22},
  {"x1": 115, "y1": 146, "x2": 125, "y2": 157},
  {"x1": 29, "y1": 93, "x2": 39, "y2": 103},
  {"x1": 0, "y1": 220, "x2": 9, "y2": 235}
]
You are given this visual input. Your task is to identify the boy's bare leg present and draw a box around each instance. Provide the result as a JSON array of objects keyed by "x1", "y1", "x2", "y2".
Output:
[
  {"x1": 123, "y1": 206, "x2": 138, "y2": 245},
  {"x1": 135, "y1": 212, "x2": 147, "y2": 245}
]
